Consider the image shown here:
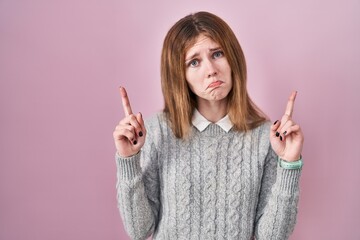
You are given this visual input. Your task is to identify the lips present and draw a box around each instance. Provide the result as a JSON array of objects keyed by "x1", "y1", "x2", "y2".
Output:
[{"x1": 207, "y1": 80, "x2": 223, "y2": 89}]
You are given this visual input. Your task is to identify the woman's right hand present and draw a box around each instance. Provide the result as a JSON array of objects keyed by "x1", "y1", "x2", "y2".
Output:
[{"x1": 113, "y1": 87, "x2": 146, "y2": 157}]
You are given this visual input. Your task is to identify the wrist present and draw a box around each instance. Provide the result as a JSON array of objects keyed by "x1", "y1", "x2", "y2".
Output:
[
  {"x1": 279, "y1": 154, "x2": 301, "y2": 162},
  {"x1": 278, "y1": 155, "x2": 303, "y2": 170}
]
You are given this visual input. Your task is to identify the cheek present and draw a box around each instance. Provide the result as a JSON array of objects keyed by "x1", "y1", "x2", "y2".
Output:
[
  {"x1": 187, "y1": 81, "x2": 201, "y2": 94},
  {"x1": 186, "y1": 72, "x2": 201, "y2": 89},
  {"x1": 185, "y1": 77, "x2": 196, "y2": 93}
]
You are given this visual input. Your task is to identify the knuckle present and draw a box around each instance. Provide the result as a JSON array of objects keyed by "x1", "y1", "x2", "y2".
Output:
[
  {"x1": 282, "y1": 115, "x2": 289, "y2": 121},
  {"x1": 129, "y1": 114, "x2": 136, "y2": 121},
  {"x1": 113, "y1": 131, "x2": 121, "y2": 139},
  {"x1": 128, "y1": 125, "x2": 135, "y2": 132},
  {"x1": 287, "y1": 119, "x2": 294, "y2": 126},
  {"x1": 120, "y1": 118, "x2": 128, "y2": 124}
]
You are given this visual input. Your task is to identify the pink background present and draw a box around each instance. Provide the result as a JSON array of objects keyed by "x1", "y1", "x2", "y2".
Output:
[{"x1": 1, "y1": 0, "x2": 359, "y2": 239}]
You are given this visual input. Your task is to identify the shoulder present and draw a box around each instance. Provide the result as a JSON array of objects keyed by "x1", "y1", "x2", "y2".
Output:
[
  {"x1": 240, "y1": 121, "x2": 273, "y2": 162},
  {"x1": 144, "y1": 112, "x2": 168, "y2": 131},
  {"x1": 247, "y1": 121, "x2": 272, "y2": 148},
  {"x1": 254, "y1": 121, "x2": 271, "y2": 135},
  {"x1": 246, "y1": 120, "x2": 271, "y2": 135},
  {"x1": 144, "y1": 112, "x2": 172, "y2": 144}
]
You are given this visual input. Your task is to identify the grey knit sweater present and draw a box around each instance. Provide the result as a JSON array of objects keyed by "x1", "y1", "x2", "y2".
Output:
[{"x1": 115, "y1": 113, "x2": 302, "y2": 240}]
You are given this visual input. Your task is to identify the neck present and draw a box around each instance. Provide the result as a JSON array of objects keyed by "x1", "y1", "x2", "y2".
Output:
[{"x1": 196, "y1": 98, "x2": 228, "y2": 122}]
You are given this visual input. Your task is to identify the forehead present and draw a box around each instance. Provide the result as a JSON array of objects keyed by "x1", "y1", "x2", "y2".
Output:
[{"x1": 185, "y1": 34, "x2": 220, "y2": 56}]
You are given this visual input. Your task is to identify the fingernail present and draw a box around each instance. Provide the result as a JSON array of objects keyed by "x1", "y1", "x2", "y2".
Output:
[
  {"x1": 276, "y1": 132, "x2": 280, "y2": 137},
  {"x1": 283, "y1": 131, "x2": 287, "y2": 136},
  {"x1": 133, "y1": 140, "x2": 137, "y2": 145},
  {"x1": 273, "y1": 120, "x2": 278, "y2": 125},
  {"x1": 280, "y1": 136, "x2": 283, "y2": 141},
  {"x1": 139, "y1": 131, "x2": 143, "y2": 137}
]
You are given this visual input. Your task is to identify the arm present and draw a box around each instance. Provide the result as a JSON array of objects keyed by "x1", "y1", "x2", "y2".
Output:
[
  {"x1": 254, "y1": 147, "x2": 302, "y2": 239},
  {"x1": 254, "y1": 91, "x2": 305, "y2": 238},
  {"x1": 113, "y1": 87, "x2": 160, "y2": 239},
  {"x1": 115, "y1": 135, "x2": 160, "y2": 240}
]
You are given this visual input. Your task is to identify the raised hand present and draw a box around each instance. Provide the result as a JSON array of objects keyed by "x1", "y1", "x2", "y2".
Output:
[
  {"x1": 113, "y1": 87, "x2": 146, "y2": 157},
  {"x1": 270, "y1": 91, "x2": 304, "y2": 161}
]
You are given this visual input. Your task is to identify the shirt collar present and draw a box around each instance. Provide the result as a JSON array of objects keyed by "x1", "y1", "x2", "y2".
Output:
[{"x1": 192, "y1": 109, "x2": 233, "y2": 132}]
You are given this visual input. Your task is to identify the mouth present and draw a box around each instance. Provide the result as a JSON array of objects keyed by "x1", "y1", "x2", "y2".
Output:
[{"x1": 207, "y1": 80, "x2": 223, "y2": 89}]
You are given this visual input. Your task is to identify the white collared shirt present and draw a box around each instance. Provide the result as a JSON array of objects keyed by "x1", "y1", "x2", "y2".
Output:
[{"x1": 192, "y1": 109, "x2": 233, "y2": 132}]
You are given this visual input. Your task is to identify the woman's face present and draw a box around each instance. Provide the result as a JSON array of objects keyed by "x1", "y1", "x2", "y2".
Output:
[{"x1": 185, "y1": 34, "x2": 232, "y2": 104}]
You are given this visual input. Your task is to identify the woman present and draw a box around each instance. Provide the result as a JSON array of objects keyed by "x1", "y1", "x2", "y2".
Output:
[{"x1": 113, "y1": 11, "x2": 304, "y2": 240}]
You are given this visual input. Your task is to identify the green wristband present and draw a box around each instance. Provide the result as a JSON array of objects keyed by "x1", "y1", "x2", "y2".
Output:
[{"x1": 278, "y1": 156, "x2": 303, "y2": 170}]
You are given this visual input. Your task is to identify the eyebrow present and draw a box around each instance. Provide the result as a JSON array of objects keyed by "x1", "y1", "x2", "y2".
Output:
[{"x1": 185, "y1": 47, "x2": 222, "y2": 62}]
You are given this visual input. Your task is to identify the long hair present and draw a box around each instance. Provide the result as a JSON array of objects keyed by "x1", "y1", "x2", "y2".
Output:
[{"x1": 161, "y1": 11, "x2": 267, "y2": 138}]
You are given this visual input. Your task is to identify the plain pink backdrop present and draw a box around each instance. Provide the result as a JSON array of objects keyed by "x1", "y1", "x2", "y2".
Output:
[{"x1": 1, "y1": 0, "x2": 359, "y2": 239}]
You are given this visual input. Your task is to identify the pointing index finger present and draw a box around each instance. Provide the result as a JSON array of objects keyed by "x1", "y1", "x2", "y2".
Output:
[
  {"x1": 284, "y1": 91, "x2": 297, "y2": 117},
  {"x1": 119, "y1": 86, "x2": 133, "y2": 116}
]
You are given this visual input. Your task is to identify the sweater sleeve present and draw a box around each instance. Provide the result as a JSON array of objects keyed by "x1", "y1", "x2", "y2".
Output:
[
  {"x1": 254, "y1": 146, "x2": 302, "y2": 239},
  {"x1": 115, "y1": 134, "x2": 160, "y2": 240}
]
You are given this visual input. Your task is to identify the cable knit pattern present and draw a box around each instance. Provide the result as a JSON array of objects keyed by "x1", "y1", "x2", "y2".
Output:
[
  {"x1": 202, "y1": 128, "x2": 217, "y2": 240},
  {"x1": 116, "y1": 113, "x2": 302, "y2": 240},
  {"x1": 177, "y1": 139, "x2": 192, "y2": 239},
  {"x1": 227, "y1": 132, "x2": 243, "y2": 239}
]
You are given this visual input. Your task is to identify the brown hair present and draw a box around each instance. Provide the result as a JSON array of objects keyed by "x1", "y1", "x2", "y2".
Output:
[{"x1": 161, "y1": 11, "x2": 267, "y2": 138}]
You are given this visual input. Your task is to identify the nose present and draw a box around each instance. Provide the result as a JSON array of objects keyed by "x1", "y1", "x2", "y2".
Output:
[
  {"x1": 207, "y1": 71, "x2": 217, "y2": 78},
  {"x1": 205, "y1": 60, "x2": 217, "y2": 78}
]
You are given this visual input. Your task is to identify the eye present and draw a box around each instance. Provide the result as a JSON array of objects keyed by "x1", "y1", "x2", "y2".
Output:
[
  {"x1": 188, "y1": 59, "x2": 200, "y2": 68},
  {"x1": 213, "y1": 50, "x2": 224, "y2": 59}
]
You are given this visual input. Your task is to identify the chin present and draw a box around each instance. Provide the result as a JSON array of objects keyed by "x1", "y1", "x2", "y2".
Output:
[
  {"x1": 209, "y1": 94, "x2": 227, "y2": 101},
  {"x1": 210, "y1": 90, "x2": 230, "y2": 100}
]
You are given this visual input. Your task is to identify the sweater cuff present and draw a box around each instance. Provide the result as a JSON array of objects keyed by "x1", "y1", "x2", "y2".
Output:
[
  {"x1": 115, "y1": 152, "x2": 142, "y2": 180},
  {"x1": 276, "y1": 166, "x2": 302, "y2": 195}
]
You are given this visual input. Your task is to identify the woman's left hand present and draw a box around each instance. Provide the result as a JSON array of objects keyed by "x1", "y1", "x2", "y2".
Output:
[{"x1": 270, "y1": 91, "x2": 304, "y2": 161}]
